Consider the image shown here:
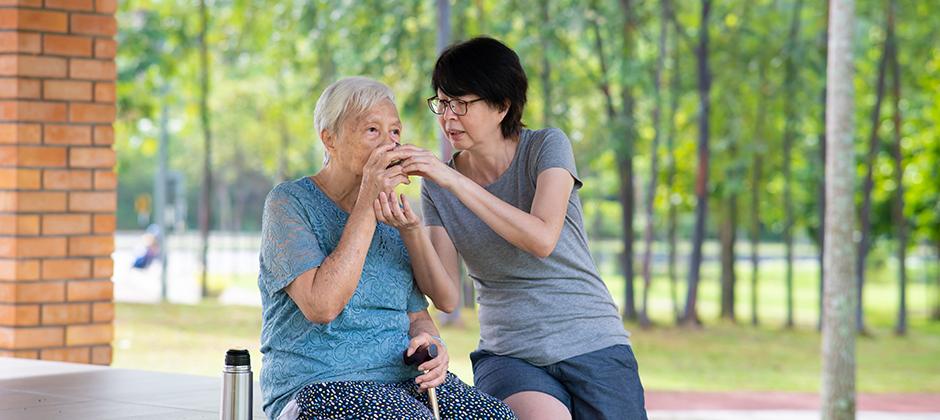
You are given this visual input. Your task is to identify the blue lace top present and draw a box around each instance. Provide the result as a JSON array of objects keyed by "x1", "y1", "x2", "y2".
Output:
[{"x1": 257, "y1": 176, "x2": 428, "y2": 419}]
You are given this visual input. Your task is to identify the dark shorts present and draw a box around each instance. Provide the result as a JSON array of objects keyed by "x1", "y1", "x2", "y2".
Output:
[{"x1": 470, "y1": 345, "x2": 647, "y2": 420}]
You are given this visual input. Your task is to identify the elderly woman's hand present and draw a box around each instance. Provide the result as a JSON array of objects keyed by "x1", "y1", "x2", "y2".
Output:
[
  {"x1": 374, "y1": 192, "x2": 420, "y2": 233},
  {"x1": 358, "y1": 143, "x2": 411, "y2": 205},
  {"x1": 407, "y1": 332, "x2": 449, "y2": 391}
]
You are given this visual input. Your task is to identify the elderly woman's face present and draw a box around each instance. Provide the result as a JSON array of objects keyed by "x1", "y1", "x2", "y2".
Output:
[{"x1": 334, "y1": 99, "x2": 402, "y2": 174}]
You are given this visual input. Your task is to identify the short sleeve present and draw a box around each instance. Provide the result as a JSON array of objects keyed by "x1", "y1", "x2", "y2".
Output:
[
  {"x1": 420, "y1": 180, "x2": 444, "y2": 227},
  {"x1": 258, "y1": 185, "x2": 326, "y2": 297},
  {"x1": 530, "y1": 128, "x2": 583, "y2": 190}
]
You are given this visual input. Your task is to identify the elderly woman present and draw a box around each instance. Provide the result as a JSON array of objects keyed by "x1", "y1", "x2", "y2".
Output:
[{"x1": 258, "y1": 76, "x2": 515, "y2": 420}]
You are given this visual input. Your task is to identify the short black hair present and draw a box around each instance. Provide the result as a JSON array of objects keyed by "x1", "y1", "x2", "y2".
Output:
[{"x1": 431, "y1": 36, "x2": 528, "y2": 139}]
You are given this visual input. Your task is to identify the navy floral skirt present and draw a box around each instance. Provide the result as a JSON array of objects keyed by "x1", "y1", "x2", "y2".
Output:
[{"x1": 295, "y1": 372, "x2": 516, "y2": 419}]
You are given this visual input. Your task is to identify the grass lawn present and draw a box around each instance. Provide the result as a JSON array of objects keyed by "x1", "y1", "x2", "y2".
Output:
[{"x1": 113, "y1": 259, "x2": 940, "y2": 393}]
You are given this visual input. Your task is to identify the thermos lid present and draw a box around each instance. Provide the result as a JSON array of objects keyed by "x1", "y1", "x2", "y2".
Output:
[{"x1": 225, "y1": 349, "x2": 250, "y2": 366}]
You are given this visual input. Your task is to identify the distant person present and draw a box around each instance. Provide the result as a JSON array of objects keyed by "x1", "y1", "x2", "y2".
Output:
[
  {"x1": 257, "y1": 76, "x2": 515, "y2": 420},
  {"x1": 390, "y1": 37, "x2": 648, "y2": 419},
  {"x1": 132, "y1": 224, "x2": 161, "y2": 269}
]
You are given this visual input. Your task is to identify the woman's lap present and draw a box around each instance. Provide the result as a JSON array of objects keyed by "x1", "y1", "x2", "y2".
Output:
[
  {"x1": 471, "y1": 345, "x2": 647, "y2": 420},
  {"x1": 295, "y1": 372, "x2": 516, "y2": 419}
]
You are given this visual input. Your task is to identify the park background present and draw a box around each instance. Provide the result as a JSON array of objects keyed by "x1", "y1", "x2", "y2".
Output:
[{"x1": 105, "y1": 0, "x2": 938, "y2": 405}]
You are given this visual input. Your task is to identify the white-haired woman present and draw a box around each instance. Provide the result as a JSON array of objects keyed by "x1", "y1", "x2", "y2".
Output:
[{"x1": 257, "y1": 76, "x2": 515, "y2": 420}]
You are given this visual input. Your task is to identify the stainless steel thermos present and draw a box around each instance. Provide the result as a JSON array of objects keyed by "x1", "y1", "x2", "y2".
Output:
[{"x1": 220, "y1": 348, "x2": 252, "y2": 420}]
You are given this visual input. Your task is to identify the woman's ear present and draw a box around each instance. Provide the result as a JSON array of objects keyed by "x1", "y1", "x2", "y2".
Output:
[
  {"x1": 498, "y1": 100, "x2": 510, "y2": 120},
  {"x1": 320, "y1": 128, "x2": 336, "y2": 155}
]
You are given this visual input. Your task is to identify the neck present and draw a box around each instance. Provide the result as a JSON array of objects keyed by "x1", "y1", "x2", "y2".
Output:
[
  {"x1": 460, "y1": 133, "x2": 517, "y2": 184},
  {"x1": 312, "y1": 164, "x2": 361, "y2": 211}
]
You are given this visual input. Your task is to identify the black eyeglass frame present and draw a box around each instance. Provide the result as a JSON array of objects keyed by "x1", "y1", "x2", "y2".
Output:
[{"x1": 426, "y1": 96, "x2": 486, "y2": 116}]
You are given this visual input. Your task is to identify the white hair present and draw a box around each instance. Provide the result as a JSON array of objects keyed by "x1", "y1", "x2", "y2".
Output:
[{"x1": 313, "y1": 76, "x2": 396, "y2": 166}]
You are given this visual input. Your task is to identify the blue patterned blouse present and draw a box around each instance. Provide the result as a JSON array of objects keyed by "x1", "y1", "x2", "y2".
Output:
[{"x1": 257, "y1": 177, "x2": 428, "y2": 419}]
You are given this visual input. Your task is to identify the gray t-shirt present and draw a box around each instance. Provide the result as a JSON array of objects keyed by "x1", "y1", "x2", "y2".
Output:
[{"x1": 421, "y1": 127, "x2": 630, "y2": 366}]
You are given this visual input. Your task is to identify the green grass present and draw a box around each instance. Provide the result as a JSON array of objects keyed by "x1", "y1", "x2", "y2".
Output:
[{"x1": 113, "y1": 259, "x2": 940, "y2": 393}]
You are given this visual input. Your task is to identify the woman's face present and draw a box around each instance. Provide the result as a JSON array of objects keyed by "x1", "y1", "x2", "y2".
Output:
[
  {"x1": 330, "y1": 99, "x2": 402, "y2": 174},
  {"x1": 435, "y1": 90, "x2": 508, "y2": 151}
]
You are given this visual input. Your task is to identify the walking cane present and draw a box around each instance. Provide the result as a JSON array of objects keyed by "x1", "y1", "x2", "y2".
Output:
[{"x1": 403, "y1": 344, "x2": 441, "y2": 420}]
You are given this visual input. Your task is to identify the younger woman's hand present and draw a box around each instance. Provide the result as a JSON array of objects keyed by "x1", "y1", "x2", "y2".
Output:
[
  {"x1": 397, "y1": 145, "x2": 461, "y2": 189},
  {"x1": 373, "y1": 192, "x2": 421, "y2": 233}
]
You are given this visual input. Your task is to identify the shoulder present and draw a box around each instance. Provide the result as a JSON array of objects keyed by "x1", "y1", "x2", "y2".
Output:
[
  {"x1": 263, "y1": 178, "x2": 314, "y2": 215},
  {"x1": 267, "y1": 177, "x2": 310, "y2": 202},
  {"x1": 522, "y1": 127, "x2": 572, "y2": 155}
]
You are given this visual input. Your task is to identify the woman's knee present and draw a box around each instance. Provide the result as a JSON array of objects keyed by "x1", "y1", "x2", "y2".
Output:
[{"x1": 504, "y1": 391, "x2": 571, "y2": 420}]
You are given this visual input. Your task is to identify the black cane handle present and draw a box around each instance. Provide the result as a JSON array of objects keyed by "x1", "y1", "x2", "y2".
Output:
[{"x1": 403, "y1": 343, "x2": 438, "y2": 366}]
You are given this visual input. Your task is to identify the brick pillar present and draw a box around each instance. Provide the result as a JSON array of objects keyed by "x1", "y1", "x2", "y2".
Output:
[{"x1": 0, "y1": 0, "x2": 117, "y2": 365}]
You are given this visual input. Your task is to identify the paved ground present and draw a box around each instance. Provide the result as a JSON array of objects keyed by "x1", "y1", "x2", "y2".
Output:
[{"x1": 646, "y1": 391, "x2": 940, "y2": 419}]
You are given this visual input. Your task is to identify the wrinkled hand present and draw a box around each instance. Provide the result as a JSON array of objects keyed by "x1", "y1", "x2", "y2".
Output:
[
  {"x1": 359, "y1": 144, "x2": 411, "y2": 204},
  {"x1": 397, "y1": 145, "x2": 460, "y2": 189},
  {"x1": 406, "y1": 333, "x2": 448, "y2": 391},
  {"x1": 374, "y1": 191, "x2": 421, "y2": 233}
]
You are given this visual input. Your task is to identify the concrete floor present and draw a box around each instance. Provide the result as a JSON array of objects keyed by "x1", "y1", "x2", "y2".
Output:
[
  {"x1": 0, "y1": 358, "x2": 264, "y2": 419},
  {"x1": 2, "y1": 357, "x2": 938, "y2": 419}
]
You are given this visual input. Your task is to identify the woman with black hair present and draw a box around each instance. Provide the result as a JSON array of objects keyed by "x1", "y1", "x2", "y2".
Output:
[{"x1": 377, "y1": 37, "x2": 647, "y2": 420}]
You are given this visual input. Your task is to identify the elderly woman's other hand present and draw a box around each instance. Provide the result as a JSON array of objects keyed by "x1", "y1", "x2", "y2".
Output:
[
  {"x1": 374, "y1": 191, "x2": 421, "y2": 233},
  {"x1": 357, "y1": 143, "x2": 411, "y2": 205},
  {"x1": 406, "y1": 332, "x2": 449, "y2": 390}
]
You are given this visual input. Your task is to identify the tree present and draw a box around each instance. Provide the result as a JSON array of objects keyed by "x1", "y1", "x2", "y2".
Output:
[
  {"x1": 821, "y1": 0, "x2": 857, "y2": 418},
  {"x1": 665, "y1": 18, "x2": 682, "y2": 322},
  {"x1": 681, "y1": 0, "x2": 710, "y2": 327},
  {"x1": 639, "y1": 0, "x2": 669, "y2": 327},
  {"x1": 856, "y1": 7, "x2": 891, "y2": 334},
  {"x1": 197, "y1": 0, "x2": 212, "y2": 298},
  {"x1": 782, "y1": 0, "x2": 805, "y2": 329},
  {"x1": 817, "y1": 0, "x2": 830, "y2": 331},
  {"x1": 589, "y1": 0, "x2": 640, "y2": 321},
  {"x1": 887, "y1": 0, "x2": 907, "y2": 336},
  {"x1": 750, "y1": 61, "x2": 767, "y2": 326}
]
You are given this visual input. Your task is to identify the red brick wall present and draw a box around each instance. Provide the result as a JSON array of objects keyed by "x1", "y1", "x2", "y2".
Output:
[{"x1": 0, "y1": 0, "x2": 116, "y2": 365}]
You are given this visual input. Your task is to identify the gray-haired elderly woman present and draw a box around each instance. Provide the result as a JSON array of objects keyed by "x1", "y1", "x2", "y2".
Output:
[{"x1": 257, "y1": 76, "x2": 515, "y2": 420}]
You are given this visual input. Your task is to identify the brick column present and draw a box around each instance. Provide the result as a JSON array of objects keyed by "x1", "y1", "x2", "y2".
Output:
[{"x1": 0, "y1": 0, "x2": 117, "y2": 365}]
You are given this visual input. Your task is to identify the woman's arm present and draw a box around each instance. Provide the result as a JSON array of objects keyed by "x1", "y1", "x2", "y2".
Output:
[
  {"x1": 401, "y1": 145, "x2": 575, "y2": 258},
  {"x1": 284, "y1": 200, "x2": 377, "y2": 324},
  {"x1": 407, "y1": 310, "x2": 449, "y2": 390},
  {"x1": 375, "y1": 192, "x2": 460, "y2": 312},
  {"x1": 285, "y1": 144, "x2": 410, "y2": 324},
  {"x1": 446, "y1": 168, "x2": 574, "y2": 258}
]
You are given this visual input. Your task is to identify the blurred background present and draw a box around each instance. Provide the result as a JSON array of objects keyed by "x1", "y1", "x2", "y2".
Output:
[{"x1": 109, "y1": 0, "x2": 938, "y2": 394}]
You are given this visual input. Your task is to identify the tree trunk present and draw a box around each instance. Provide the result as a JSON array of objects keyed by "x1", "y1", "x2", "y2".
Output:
[
  {"x1": 639, "y1": 0, "x2": 669, "y2": 327},
  {"x1": 618, "y1": 0, "x2": 639, "y2": 321},
  {"x1": 887, "y1": 0, "x2": 907, "y2": 336},
  {"x1": 934, "y1": 240, "x2": 940, "y2": 321},
  {"x1": 437, "y1": 0, "x2": 453, "y2": 160},
  {"x1": 720, "y1": 193, "x2": 737, "y2": 321},
  {"x1": 540, "y1": 0, "x2": 552, "y2": 127},
  {"x1": 666, "y1": 12, "x2": 682, "y2": 322},
  {"x1": 198, "y1": 0, "x2": 212, "y2": 299},
  {"x1": 818, "y1": 0, "x2": 830, "y2": 332},
  {"x1": 782, "y1": 0, "x2": 804, "y2": 329},
  {"x1": 750, "y1": 62, "x2": 767, "y2": 327},
  {"x1": 821, "y1": 1, "x2": 857, "y2": 418},
  {"x1": 682, "y1": 0, "x2": 710, "y2": 327},
  {"x1": 818, "y1": 85, "x2": 827, "y2": 331},
  {"x1": 856, "y1": 13, "x2": 891, "y2": 334}
]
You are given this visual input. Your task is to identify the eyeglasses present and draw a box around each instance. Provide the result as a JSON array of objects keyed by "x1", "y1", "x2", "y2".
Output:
[{"x1": 427, "y1": 96, "x2": 486, "y2": 116}]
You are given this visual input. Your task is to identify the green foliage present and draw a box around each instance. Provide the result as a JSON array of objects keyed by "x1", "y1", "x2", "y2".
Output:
[{"x1": 114, "y1": 0, "x2": 939, "y2": 262}]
